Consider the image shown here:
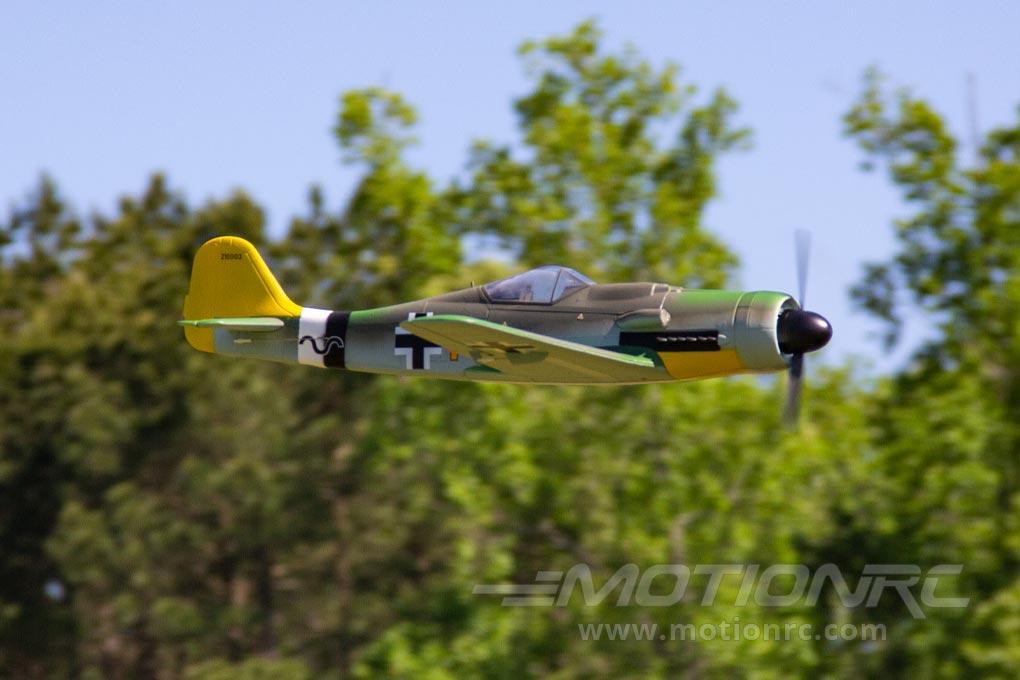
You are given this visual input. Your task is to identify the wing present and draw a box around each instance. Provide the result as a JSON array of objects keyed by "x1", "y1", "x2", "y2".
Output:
[{"x1": 400, "y1": 315, "x2": 667, "y2": 384}]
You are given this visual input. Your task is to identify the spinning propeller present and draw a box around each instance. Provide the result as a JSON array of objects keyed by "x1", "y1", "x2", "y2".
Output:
[{"x1": 780, "y1": 230, "x2": 832, "y2": 426}]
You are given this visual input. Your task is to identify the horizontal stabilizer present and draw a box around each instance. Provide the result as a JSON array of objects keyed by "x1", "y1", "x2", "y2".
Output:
[{"x1": 178, "y1": 317, "x2": 285, "y2": 332}]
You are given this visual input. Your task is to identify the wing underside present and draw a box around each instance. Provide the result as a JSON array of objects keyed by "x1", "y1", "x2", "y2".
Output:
[{"x1": 400, "y1": 314, "x2": 667, "y2": 384}]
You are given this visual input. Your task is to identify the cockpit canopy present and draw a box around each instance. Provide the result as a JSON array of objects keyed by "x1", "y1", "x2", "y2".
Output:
[{"x1": 484, "y1": 266, "x2": 595, "y2": 304}]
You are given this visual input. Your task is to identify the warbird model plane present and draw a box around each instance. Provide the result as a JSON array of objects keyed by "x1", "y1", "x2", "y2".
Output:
[{"x1": 180, "y1": 236, "x2": 831, "y2": 409}]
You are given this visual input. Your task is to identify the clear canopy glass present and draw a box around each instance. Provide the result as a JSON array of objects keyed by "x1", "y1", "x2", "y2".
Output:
[{"x1": 483, "y1": 266, "x2": 595, "y2": 304}]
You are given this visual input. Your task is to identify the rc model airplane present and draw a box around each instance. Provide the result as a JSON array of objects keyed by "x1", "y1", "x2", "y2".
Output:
[{"x1": 180, "y1": 237, "x2": 831, "y2": 404}]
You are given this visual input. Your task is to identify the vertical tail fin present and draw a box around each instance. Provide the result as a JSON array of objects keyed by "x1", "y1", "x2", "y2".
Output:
[{"x1": 181, "y1": 236, "x2": 301, "y2": 352}]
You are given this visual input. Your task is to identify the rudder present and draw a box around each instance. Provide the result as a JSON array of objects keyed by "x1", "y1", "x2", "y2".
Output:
[{"x1": 182, "y1": 236, "x2": 301, "y2": 352}]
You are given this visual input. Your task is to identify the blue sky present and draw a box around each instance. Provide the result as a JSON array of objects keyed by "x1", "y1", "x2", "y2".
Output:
[{"x1": 3, "y1": 1, "x2": 1018, "y2": 373}]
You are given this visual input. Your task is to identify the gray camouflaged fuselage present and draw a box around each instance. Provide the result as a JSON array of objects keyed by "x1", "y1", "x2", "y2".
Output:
[{"x1": 215, "y1": 283, "x2": 795, "y2": 384}]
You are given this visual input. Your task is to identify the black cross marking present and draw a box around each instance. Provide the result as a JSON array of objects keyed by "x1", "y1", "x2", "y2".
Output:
[{"x1": 395, "y1": 312, "x2": 440, "y2": 369}]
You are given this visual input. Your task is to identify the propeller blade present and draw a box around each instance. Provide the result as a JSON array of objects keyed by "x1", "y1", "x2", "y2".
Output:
[
  {"x1": 783, "y1": 352, "x2": 804, "y2": 426},
  {"x1": 785, "y1": 229, "x2": 812, "y2": 428},
  {"x1": 795, "y1": 229, "x2": 811, "y2": 308}
]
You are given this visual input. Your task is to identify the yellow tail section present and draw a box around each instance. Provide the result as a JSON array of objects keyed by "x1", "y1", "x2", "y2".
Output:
[{"x1": 182, "y1": 236, "x2": 301, "y2": 352}]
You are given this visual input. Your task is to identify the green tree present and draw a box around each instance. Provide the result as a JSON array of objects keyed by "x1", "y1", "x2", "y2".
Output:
[
  {"x1": 831, "y1": 70, "x2": 1020, "y2": 677},
  {"x1": 0, "y1": 178, "x2": 81, "y2": 675},
  {"x1": 446, "y1": 20, "x2": 747, "y2": 287},
  {"x1": 275, "y1": 88, "x2": 460, "y2": 310}
]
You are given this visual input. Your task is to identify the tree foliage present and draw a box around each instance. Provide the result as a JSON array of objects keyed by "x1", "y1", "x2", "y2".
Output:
[
  {"x1": 446, "y1": 21, "x2": 746, "y2": 287},
  {"x1": 842, "y1": 69, "x2": 1020, "y2": 678}
]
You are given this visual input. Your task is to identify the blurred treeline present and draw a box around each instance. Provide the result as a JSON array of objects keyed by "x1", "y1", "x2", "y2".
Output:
[{"x1": 1, "y1": 22, "x2": 1017, "y2": 679}]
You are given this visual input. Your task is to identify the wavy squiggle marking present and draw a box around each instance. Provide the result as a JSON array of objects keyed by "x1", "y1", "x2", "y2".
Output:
[{"x1": 299, "y1": 335, "x2": 345, "y2": 355}]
